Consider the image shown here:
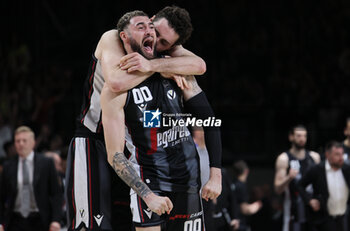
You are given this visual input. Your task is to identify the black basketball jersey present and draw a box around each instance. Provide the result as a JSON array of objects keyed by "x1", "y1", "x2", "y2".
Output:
[
  {"x1": 76, "y1": 54, "x2": 104, "y2": 138},
  {"x1": 124, "y1": 74, "x2": 200, "y2": 193},
  {"x1": 284, "y1": 151, "x2": 315, "y2": 223}
]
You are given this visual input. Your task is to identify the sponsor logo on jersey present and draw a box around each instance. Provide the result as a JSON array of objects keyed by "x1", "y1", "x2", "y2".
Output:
[
  {"x1": 143, "y1": 208, "x2": 153, "y2": 219},
  {"x1": 137, "y1": 103, "x2": 148, "y2": 113},
  {"x1": 168, "y1": 211, "x2": 202, "y2": 221},
  {"x1": 143, "y1": 109, "x2": 161, "y2": 128},
  {"x1": 157, "y1": 126, "x2": 191, "y2": 148},
  {"x1": 290, "y1": 160, "x2": 300, "y2": 170}
]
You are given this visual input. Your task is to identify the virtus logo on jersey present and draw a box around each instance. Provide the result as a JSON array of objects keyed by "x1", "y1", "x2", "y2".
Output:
[{"x1": 143, "y1": 109, "x2": 161, "y2": 128}]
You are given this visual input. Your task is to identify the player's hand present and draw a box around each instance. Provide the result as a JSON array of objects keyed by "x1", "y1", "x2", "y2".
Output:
[
  {"x1": 172, "y1": 75, "x2": 189, "y2": 90},
  {"x1": 288, "y1": 168, "x2": 299, "y2": 180},
  {"x1": 202, "y1": 167, "x2": 222, "y2": 201},
  {"x1": 309, "y1": 199, "x2": 320, "y2": 212},
  {"x1": 230, "y1": 219, "x2": 240, "y2": 230},
  {"x1": 120, "y1": 52, "x2": 152, "y2": 73},
  {"x1": 160, "y1": 73, "x2": 190, "y2": 90},
  {"x1": 251, "y1": 200, "x2": 263, "y2": 213},
  {"x1": 143, "y1": 192, "x2": 173, "y2": 216},
  {"x1": 49, "y1": 221, "x2": 61, "y2": 231}
]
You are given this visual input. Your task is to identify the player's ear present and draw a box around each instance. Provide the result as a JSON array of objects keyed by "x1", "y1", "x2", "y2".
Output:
[{"x1": 119, "y1": 31, "x2": 128, "y2": 42}]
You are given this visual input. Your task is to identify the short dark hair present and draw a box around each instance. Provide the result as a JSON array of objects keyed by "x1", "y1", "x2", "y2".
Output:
[
  {"x1": 289, "y1": 124, "x2": 307, "y2": 135},
  {"x1": 325, "y1": 140, "x2": 343, "y2": 153},
  {"x1": 154, "y1": 6, "x2": 193, "y2": 45},
  {"x1": 116, "y1": 10, "x2": 148, "y2": 33},
  {"x1": 233, "y1": 160, "x2": 248, "y2": 177}
]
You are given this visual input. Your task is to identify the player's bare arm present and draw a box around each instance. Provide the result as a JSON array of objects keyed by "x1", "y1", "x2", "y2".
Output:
[
  {"x1": 120, "y1": 45, "x2": 206, "y2": 76},
  {"x1": 95, "y1": 30, "x2": 154, "y2": 93},
  {"x1": 100, "y1": 84, "x2": 173, "y2": 216},
  {"x1": 182, "y1": 76, "x2": 222, "y2": 200},
  {"x1": 182, "y1": 75, "x2": 202, "y2": 100},
  {"x1": 274, "y1": 152, "x2": 298, "y2": 194}
]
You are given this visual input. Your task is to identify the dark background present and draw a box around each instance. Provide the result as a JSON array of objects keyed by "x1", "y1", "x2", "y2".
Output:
[{"x1": 1, "y1": 0, "x2": 350, "y2": 167}]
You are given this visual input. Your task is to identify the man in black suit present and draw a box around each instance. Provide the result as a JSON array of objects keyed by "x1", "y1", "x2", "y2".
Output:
[
  {"x1": 298, "y1": 141, "x2": 350, "y2": 231},
  {"x1": 0, "y1": 126, "x2": 62, "y2": 231}
]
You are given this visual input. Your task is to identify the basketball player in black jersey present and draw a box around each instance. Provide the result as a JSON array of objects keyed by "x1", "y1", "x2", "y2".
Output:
[
  {"x1": 274, "y1": 125, "x2": 320, "y2": 231},
  {"x1": 65, "y1": 7, "x2": 210, "y2": 231},
  {"x1": 101, "y1": 11, "x2": 222, "y2": 231}
]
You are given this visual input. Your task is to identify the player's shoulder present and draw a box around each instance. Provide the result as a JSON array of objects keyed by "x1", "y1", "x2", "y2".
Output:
[
  {"x1": 100, "y1": 29, "x2": 119, "y2": 40},
  {"x1": 309, "y1": 151, "x2": 321, "y2": 163},
  {"x1": 95, "y1": 29, "x2": 122, "y2": 59},
  {"x1": 276, "y1": 152, "x2": 289, "y2": 167}
]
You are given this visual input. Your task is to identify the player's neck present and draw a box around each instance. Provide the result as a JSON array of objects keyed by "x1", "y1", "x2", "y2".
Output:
[{"x1": 290, "y1": 147, "x2": 305, "y2": 159}]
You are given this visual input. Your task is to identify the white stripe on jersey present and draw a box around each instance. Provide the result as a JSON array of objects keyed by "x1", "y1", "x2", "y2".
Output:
[
  {"x1": 74, "y1": 138, "x2": 90, "y2": 228},
  {"x1": 130, "y1": 189, "x2": 141, "y2": 223},
  {"x1": 83, "y1": 61, "x2": 104, "y2": 132},
  {"x1": 283, "y1": 189, "x2": 291, "y2": 231},
  {"x1": 125, "y1": 125, "x2": 140, "y2": 173},
  {"x1": 125, "y1": 125, "x2": 145, "y2": 223}
]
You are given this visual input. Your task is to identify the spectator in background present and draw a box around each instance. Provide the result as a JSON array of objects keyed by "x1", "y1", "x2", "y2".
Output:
[
  {"x1": 44, "y1": 151, "x2": 64, "y2": 190},
  {"x1": 0, "y1": 126, "x2": 62, "y2": 231},
  {"x1": 342, "y1": 118, "x2": 350, "y2": 164},
  {"x1": 274, "y1": 125, "x2": 320, "y2": 231},
  {"x1": 0, "y1": 115, "x2": 12, "y2": 158},
  {"x1": 298, "y1": 141, "x2": 350, "y2": 231},
  {"x1": 3, "y1": 141, "x2": 16, "y2": 159},
  {"x1": 231, "y1": 160, "x2": 262, "y2": 231},
  {"x1": 44, "y1": 151, "x2": 66, "y2": 229}
]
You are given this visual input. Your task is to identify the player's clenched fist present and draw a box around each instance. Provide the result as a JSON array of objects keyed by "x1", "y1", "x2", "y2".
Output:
[
  {"x1": 143, "y1": 192, "x2": 173, "y2": 216},
  {"x1": 202, "y1": 167, "x2": 222, "y2": 201}
]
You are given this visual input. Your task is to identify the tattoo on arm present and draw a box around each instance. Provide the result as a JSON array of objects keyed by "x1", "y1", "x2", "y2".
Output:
[
  {"x1": 112, "y1": 152, "x2": 152, "y2": 198},
  {"x1": 188, "y1": 76, "x2": 202, "y2": 95}
]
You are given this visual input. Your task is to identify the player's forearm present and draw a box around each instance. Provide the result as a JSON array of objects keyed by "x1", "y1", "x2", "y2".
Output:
[
  {"x1": 150, "y1": 56, "x2": 206, "y2": 76},
  {"x1": 106, "y1": 69, "x2": 153, "y2": 93},
  {"x1": 274, "y1": 176, "x2": 292, "y2": 194},
  {"x1": 240, "y1": 202, "x2": 260, "y2": 215},
  {"x1": 182, "y1": 76, "x2": 203, "y2": 100},
  {"x1": 209, "y1": 167, "x2": 222, "y2": 182},
  {"x1": 110, "y1": 152, "x2": 153, "y2": 199}
]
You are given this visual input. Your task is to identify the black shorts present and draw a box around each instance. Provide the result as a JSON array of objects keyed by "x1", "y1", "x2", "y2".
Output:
[
  {"x1": 130, "y1": 190, "x2": 204, "y2": 231},
  {"x1": 65, "y1": 137, "x2": 132, "y2": 231}
]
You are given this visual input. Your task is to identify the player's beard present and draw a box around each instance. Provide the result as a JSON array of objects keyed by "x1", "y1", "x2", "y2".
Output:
[
  {"x1": 129, "y1": 36, "x2": 156, "y2": 60},
  {"x1": 293, "y1": 141, "x2": 305, "y2": 150}
]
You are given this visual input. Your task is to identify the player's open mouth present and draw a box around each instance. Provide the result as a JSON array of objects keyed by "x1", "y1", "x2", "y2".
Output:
[{"x1": 143, "y1": 37, "x2": 154, "y2": 54}]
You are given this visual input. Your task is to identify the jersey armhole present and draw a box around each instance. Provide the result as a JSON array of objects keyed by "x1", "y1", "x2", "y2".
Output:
[{"x1": 123, "y1": 91, "x2": 131, "y2": 110}]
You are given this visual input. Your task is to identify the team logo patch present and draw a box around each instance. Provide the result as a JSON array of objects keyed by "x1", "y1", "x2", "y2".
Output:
[
  {"x1": 144, "y1": 208, "x2": 153, "y2": 219},
  {"x1": 167, "y1": 89, "x2": 176, "y2": 100},
  {"x1": 79, "y1": 209, "x2": 85, "y2": 218},
  {"x1": 94, "y1": 214, "x2": 104, "y2": 226},
  {"x1": 143, "y1": 109, "x2": 161, "y2": 128}
]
